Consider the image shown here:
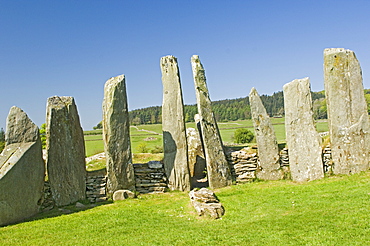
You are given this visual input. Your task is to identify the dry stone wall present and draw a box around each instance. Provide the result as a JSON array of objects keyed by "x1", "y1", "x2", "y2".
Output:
[{"x1": 133, "y1": 161, "x2": 168, "y2": 193}]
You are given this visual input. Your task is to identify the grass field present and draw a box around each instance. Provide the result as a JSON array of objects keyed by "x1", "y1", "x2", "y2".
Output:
[
  {"x1": 84, "y1": 118, "x2": 329, "y2": 157},
  {"x1": 1, "y1": 171, "x2": 369, "y2": 245}
]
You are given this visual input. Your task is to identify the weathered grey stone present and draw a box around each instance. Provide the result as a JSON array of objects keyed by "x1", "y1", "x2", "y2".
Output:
[
  {"x1": 103, "y1": 75, "x2": 135, "y2": 196},
  {"x1": 160, "y1": 56, "x2": 190, "y2": 191},
  {"x1": 186, "y1": 128, "x2": 206, "y2": 177},
  {"x1": 5, "y1": 107, "x2": 39, "y2": 145},
  {"x1": 283, "y1": 78, "x2": 324, "y2": 181},
  {"x1": 46, "y1": 96, "x2": 86, "y2": 206},
  {"x1": 113, "y1": 189, "x2": 136, "y2": 201},
  {"x1": 249, "y1": 88, "x2": 283, "y2": 180},
  {"x1": 324, "y1": 48, "x2": 370, "y2": 174},
  {"x1": 0, "y1": 107, "x2": 44, "y2": 226},
  {"x1": 189, "y1": 188, "x2": 224, "y2": 219},
  {"x1": 191, "y1": 55, "x2": 232, "y2": 189},
  {"x1": 147, "y1": 161, "x2": 163, "y2": 169}
]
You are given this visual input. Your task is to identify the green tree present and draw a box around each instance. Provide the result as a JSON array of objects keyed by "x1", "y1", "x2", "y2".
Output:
[
  {"x1": 234, "y1": 128, "x2": 254, "y2": 144},
  {"x1": 93, "y1": 121, "x2": 103, "y2": 130},
  {"x1": 0, "y1": 128, "x2": 5, "y2": 152},
  {"x1": 39, "y1": 124, "x2": 47, "y2": 149}
]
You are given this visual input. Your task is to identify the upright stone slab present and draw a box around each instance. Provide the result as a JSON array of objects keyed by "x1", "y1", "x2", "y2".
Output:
[
  {"x1": 324, "y1": 48, "x2": 370, "y2": 174},
  {"x1": 191, "y1": 55, "x2": 232, "y2": 189},
  {"x1": 0, "y1": 107, "x2": 44, "y2": 226},
  {"x1": 103, "y1": 75, "x2": 135, "y2": 196},
  {"x1": 283, "y1": 78, "x2": 324, "y2": 182},
  {"x1": 249, "y1": 88, "x2": 283, "y2": 180},
  {"x1": 46, "y1": 96, "x2": 86, "y2": 206},
  {"x1": 160, "y1": 55, "x2": 190, "y2": 191}
]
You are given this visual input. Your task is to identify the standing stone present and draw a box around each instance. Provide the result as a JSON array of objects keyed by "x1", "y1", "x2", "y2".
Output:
[
  {"x1": 160, "y1": 55, "x2": 190, "y2": 191},
  {"x1": 249, "y1": 87, "x2": 283, "y2": 180},
  {"x1": 324, "y1": 48, "x2": 370, "y2": 174},
  {"x1": 46, "y1": 96, "x2": 86, "y2": 206},
  {"x1": 283, "y1": 78, "x2": 324, "y2": 182},
  {"x1": 0, "y1": 107, "x2": 44, "y2": 226},
  {"x1": 103, "y1": 75, "x2": 135, "y2": 196},
  {"x1": 191, "y1": 55, "x2": 232, "y2": 189}
]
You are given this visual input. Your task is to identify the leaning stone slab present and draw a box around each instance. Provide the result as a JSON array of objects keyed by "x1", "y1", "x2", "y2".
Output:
[
  {"x1": 189, "y1": 188, "x2": 224, "y2": 219},
  {"x1": 191, "y1": 55, "x2": 232, "y2": 189},
  {"x1": 324, "y1": 48, "x2": 370, "y2": 174},
  {"x1": 46, "y1": 96, "x2": 86, "y2": 206},
  {"x1": 249, "y1": 88, "x2": 283, "y2": 180},
  {"x1": 103, "y1": 75, "x2": 135, "y2": 196},
  {"x1": 160, "y1": 55, "x2": 191, "y2": 191},
  {"x1": 0, "y1": 107, "x2": 44, "y2": 226},
  {"x1": 283, "y1": 78, "x2": 324, "y2": 182}
]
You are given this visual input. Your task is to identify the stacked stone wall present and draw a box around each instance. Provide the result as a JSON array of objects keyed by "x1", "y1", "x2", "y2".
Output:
[
  {"x1": 86, "y1": 174, "x2": 107, "y2": 203},
  {"x1": 226, "y1": 149, "x2": 258, "y2": 183},
  {"x1": 133, "y1": 161, "x2": 168, "y2": 193}
]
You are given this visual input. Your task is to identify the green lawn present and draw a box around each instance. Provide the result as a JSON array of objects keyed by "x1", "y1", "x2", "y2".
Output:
[{"x1": 1, "y1": 171, "x2": 369, "y2": 245}]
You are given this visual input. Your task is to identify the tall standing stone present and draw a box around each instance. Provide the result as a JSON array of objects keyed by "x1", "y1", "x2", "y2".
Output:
[
  {"x1": 0, "y1": 107, "x2": 45, "y2": 226},
  {"x1": 160, "y1": 55, "x2": 190, "y2": 191},
  {"x1": 249, "y1": 87, "x2": 283, "y2": 180},
  {"x1": 46, "y1": 96, "x2": 86, "y2": 206},
  {"x1": 103, "y1": 75, "x2": 135, "y2": 196},
  {"x1": 324, "y1": 48, "x2": 370, "y2": 174},
  {"x1": 191, "y1": 55, "x2": 232, "y2": 189},
  {"x1": 283, "y1": 78, "x2": 324, "y2": 182}
]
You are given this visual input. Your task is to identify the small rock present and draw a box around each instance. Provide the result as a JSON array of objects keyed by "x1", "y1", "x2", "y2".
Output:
[
  {"x1": 75, "y1": 202, "x2": 86, "y2": 208},
  {"x1": 113, "y1": 190, "x2": 136, "y2": 201}
]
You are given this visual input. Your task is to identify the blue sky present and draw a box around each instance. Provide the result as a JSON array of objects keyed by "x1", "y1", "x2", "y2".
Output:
[{"x1": 1, "y1": 0, "x2": 369, "y2": 130}]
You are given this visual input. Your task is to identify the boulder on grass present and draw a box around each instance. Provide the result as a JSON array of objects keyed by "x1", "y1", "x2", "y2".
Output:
[
  {"x1": 113, "y1": 190, "x2": 136, "y2": 201},
  {"x1": 189, "y1": 188, "x2": 224, "y2": 219}
]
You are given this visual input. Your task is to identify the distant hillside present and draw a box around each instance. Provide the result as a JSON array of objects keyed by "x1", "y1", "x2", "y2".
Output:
[
  {"x1": 92, "y1": 89, "x2": 370, "y2": 128},
  {"x1": 127, "y1": 91, "x2": 327, "y2": 126}
]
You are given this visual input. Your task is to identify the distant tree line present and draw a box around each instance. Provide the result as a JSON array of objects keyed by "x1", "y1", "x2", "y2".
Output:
[
  {"x1": 0, "y1": 128, "x2": 5, "y2": 152},
  {"x1": 93, "y1": 90, "x2": 370, "y2": 128}
]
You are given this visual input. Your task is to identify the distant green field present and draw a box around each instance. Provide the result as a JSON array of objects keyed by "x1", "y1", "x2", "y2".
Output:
[{"x1": 84, "y1": 118, "x2": 328, "y2": 157}]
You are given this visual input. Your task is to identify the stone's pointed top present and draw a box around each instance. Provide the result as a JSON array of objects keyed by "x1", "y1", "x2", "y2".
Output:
[
  {"x1": 47, "y1": 96, "x2": 75, "y2": 109},
  {"x1": 161, "y1": 55, "x2": 177, "y2": 63},
  {"x1": 249, "y1": 87, "x2": 258, "y2": 96},
  {"x1": 283, "y1": 77, "x2": 310, "y2": 90},
  {"x1": 5, "y1": 106, "x2": 39, "y2": 145},
  {"x1": 191, "y1": 55, "x2": 203, "y2": 69},
  {"x1": 105, "y1": 74, "x2": 125, "y2": 85},
  {"x1": 324, "y1": 48, "x2": 352, "y2": 55}
]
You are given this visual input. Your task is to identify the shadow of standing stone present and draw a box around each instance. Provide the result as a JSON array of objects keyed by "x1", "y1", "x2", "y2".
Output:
[
  {"x1": 0, "y1": 107, "x2": 45, "y2": 226},
  {"x1": 46, "y1": 96, "x2": 86, "y2": 206}
]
